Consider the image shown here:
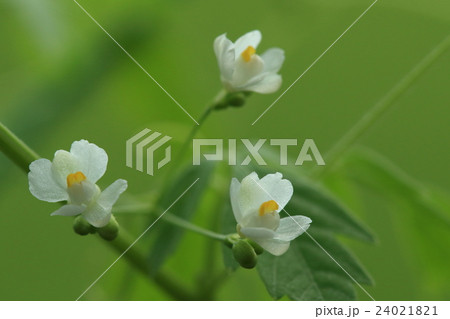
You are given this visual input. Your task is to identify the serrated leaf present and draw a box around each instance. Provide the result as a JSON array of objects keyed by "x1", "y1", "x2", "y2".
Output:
[
  {"x1": 257, "y1": 230, "x2": 372, "y2": 300},
  {"x1": 147, "y1": 162, "x2": 215, "y2": 274}
]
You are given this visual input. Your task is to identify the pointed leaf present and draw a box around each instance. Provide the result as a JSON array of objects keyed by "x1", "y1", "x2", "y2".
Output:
[{"x1": 258, "y1": 230, "x2": 373, "y2": 300}]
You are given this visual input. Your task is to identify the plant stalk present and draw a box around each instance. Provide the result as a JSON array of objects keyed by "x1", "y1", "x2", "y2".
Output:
[
  {"x1": 174, "y1": 89, "x2": 226, "y2": 164},
  {"x1": 114, "y1": 204, "x2": 227, "y2": 242},
  {"x1": 0, "y1": 122, "x2": 40, "y2": 173},
  {"x1": 162, "y1": 211, "x2": 227, "y2": 241},
  {"x1": 105, "y1": 230, "x2": 196, "y2": 300}
]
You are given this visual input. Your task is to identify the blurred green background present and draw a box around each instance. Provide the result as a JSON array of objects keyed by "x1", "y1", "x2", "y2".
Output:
[{"x1": 0, "y1": 0, "x2": 449, "y2": 300}]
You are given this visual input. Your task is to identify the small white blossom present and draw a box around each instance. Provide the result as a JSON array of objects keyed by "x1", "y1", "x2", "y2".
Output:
[
  {"x1": 230, "y1": 172, "x2": 311, "y2": 256},
  {"x1": 214, "y1": 30, "x2": 284, "y2": 94},
  {"x1": 28, "y1": 140, "x2": 127, "y2": 228}
]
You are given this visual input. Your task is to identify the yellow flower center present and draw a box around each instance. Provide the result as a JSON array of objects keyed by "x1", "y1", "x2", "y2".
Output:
[
  {"x1": 67, "y1": 171, "x2": 87, "y2": 188},
  {"x1": 241, "y1": 45, "x2": 256, "y2": 62},
  {"x1": 259, "y1": 200, "x2": 279, "y2": 216}
]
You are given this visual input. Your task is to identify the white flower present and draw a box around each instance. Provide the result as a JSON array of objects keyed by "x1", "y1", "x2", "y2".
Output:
[
  {"x1": 214, "y1": 30, "x2": 284, "y2": 94},
  {"x1": 28, "y1": 140, "x2": 127, "y2": 228},
  {"x1": 230, "y1": 172, "x2": 311, "y2": 256}
]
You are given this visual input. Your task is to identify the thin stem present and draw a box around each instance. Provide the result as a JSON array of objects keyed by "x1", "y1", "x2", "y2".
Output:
[
  {"x1": 0, "y1": 121, "x2": 40, "y2": 172},
  {"x1": 174, "y1": 89, "x2": 226, "y2": 164},
  {"x1": 313, "y1": 35, "x2": 450, "y2": 179},
  {"x1": 151, "y1": 89, "x2": 227, "y2": 212},
  {"x1": 114, "y1": 204, "x2": 227, "y2": 242},
  {"x1": 113, "y1": 203, "x2": 155, "y2": 214},
  {"x1": 197, "y1": 184, "x2": 229, "y2": 299},
  {"x1": 0, "y1": 122, "x2": 196, "y2": 300},
  {"x1": 197, "y1": 268, "x2": 232, "y2": 300},
  {"x1": 162, "y1": 213, "x2": 227, "y2": 241},
  {"x1": 106, "y1": 230, "x2": 195, "y2": 300}
]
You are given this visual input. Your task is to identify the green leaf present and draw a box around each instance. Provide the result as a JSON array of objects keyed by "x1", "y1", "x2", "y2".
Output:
[
  {"x1": 340, "y1": 148, "x2": 450, "y2": 227},
  {"x1": 258, "y1": 230, "x2": 372, "y2": 300},
  {"x1": 147, "y1": 162, "x2": 215, "y2": 274},
  {"x1": 337, "y1": 148, "x2": 450, "y2": 296},
  {"x1": 287, "y1": 178, "x2": 375, "y2": 242}
]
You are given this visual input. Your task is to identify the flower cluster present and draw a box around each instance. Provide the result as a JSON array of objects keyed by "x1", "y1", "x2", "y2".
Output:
[{"x1": 25, "y1": 31, "x2": 299, "y2": 260}]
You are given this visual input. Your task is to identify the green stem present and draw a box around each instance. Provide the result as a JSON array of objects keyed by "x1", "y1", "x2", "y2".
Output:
[
  {"x1": 174, "y1": 89, "x2": 226, "y2": 164},
  {"x1": 151, "y1": 89, "x2": 227, "y2": 212},
  {"x1": 106, "y1": 230, "x2": 195, "y2": 300},
  {"x1": 313, "y1": 35, "x2": 450, "y2": 179},
  {"x1": 114, "y1": 204, "x2": 227, "y2": 242},
  {"x1": 197, "y1": 185, "x2": 229, "y2": 299},
  {"x1": 197, "y1": 268, "x2": 231, "y2": 300},
  {"x1": 0, "y1": 122, "x2": 196, "y2": 300},
  {"x1": 163, "y1": 213, "x2": 227, "y2": 241},
  {"x1": 0, "y1": 122, "x2": 40, "y2": 172}
]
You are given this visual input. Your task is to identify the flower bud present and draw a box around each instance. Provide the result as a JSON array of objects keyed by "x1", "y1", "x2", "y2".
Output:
[
  {"x1": 214, "y1": 100, "x2": 228, "y2": 110},
  {"x1": 232, "y1": 239, "x2": 257, "y2": 269},
  {"x1": 226, "y1": 92, "x2": 246, "y2": 107},
  {"x1": 224, "y1": 233, "x2": 240, "y2": 248},
  {"x1": 73, "y1": 216, "x2": 95, "y2": 236},
  {"x1": 97, "y1": 216, "x2": 119, "y2": 241},
  {"x1": 246, "y1": 239, "x2": 264, "y2": 255}
]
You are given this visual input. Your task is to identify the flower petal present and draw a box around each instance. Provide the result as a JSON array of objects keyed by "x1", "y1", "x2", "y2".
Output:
[
  {"x1": 274, "y1": 216, "x2": 312, "y2": 241},
  {"x1": 82, "y1": 202, "x2": 111, "y2": 228},
  {"x1": 214, "y1": 33, "x2": 235, "y2": 82},
  {"x1": 240, "y1": 73, "x2": 282, "y2": 94},
  {"x1": 230, "y1": 178, "x2": 242, "y2": 223},
  {"x1": 261, "y1": 48, "x2": 285, "y2": 73},
  {"x1": 240, "y1": 210, "x2": 280, "y2": 230},
  {"x1": 67, "y1": 180, "x2": 100, "y2": 206},
  {"x1": 231, "y1": 54, "x2": 265, "y2": 88},
  {"x1": 238, "y1": 172, "x2": 293, "y2": 217},
  {"x1": 238, "y1": 172, "x2": 262, "y2": 217},
  {"x1": 83, "y1": 179, "x2": 126, "y2": 227},
  {"x1": 51, "y1": 204, "x2": 85, "y2": 216},
  {"x1": 240, "y1": 227, "x2": 275, "y2": 240},
  {"x1": 28, "y1": 159, "x2": 68, "y2": 202},
  {"x1": 254, "y1": 238, "x2": 290, "y2": 256},
  {"x1": 51, "y1": 150, "x2": 81, "y2": 188},
  {"x1": 234, "y1": 30, "x2": 262, "y2": 57},
  {"x1": 258, "y1": 173, "x2": 293, "y2": 211},
  {"x1": 70, "y1": 140, "x2": 108, "y2": 184},
  {"x1": 97, "y1": 179, "x2": 128, "y2": 210}
]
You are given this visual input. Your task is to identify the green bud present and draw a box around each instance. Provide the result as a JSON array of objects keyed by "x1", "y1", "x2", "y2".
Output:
[
  {"x1": 73, "y1": 216, "x2": 95, "y2": 236},
  {"x1": 214, "y1": 101, "x2": 228, "y2": 110},
  {"x1": 246, "y1": 239, "x2": 264, "y2": 255},
  {"x1": 97, "y1": 216, "x2": 119, "y2": 241},
  {"x1": 224, "y1": 233, "x2": 240, "y2": 248},
  {"x1": 226, "y1": 92, "x2": 246, "y2": 107},
  {"x1": 232, "y1": 240, "x2": 257, "y2": 269}
]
